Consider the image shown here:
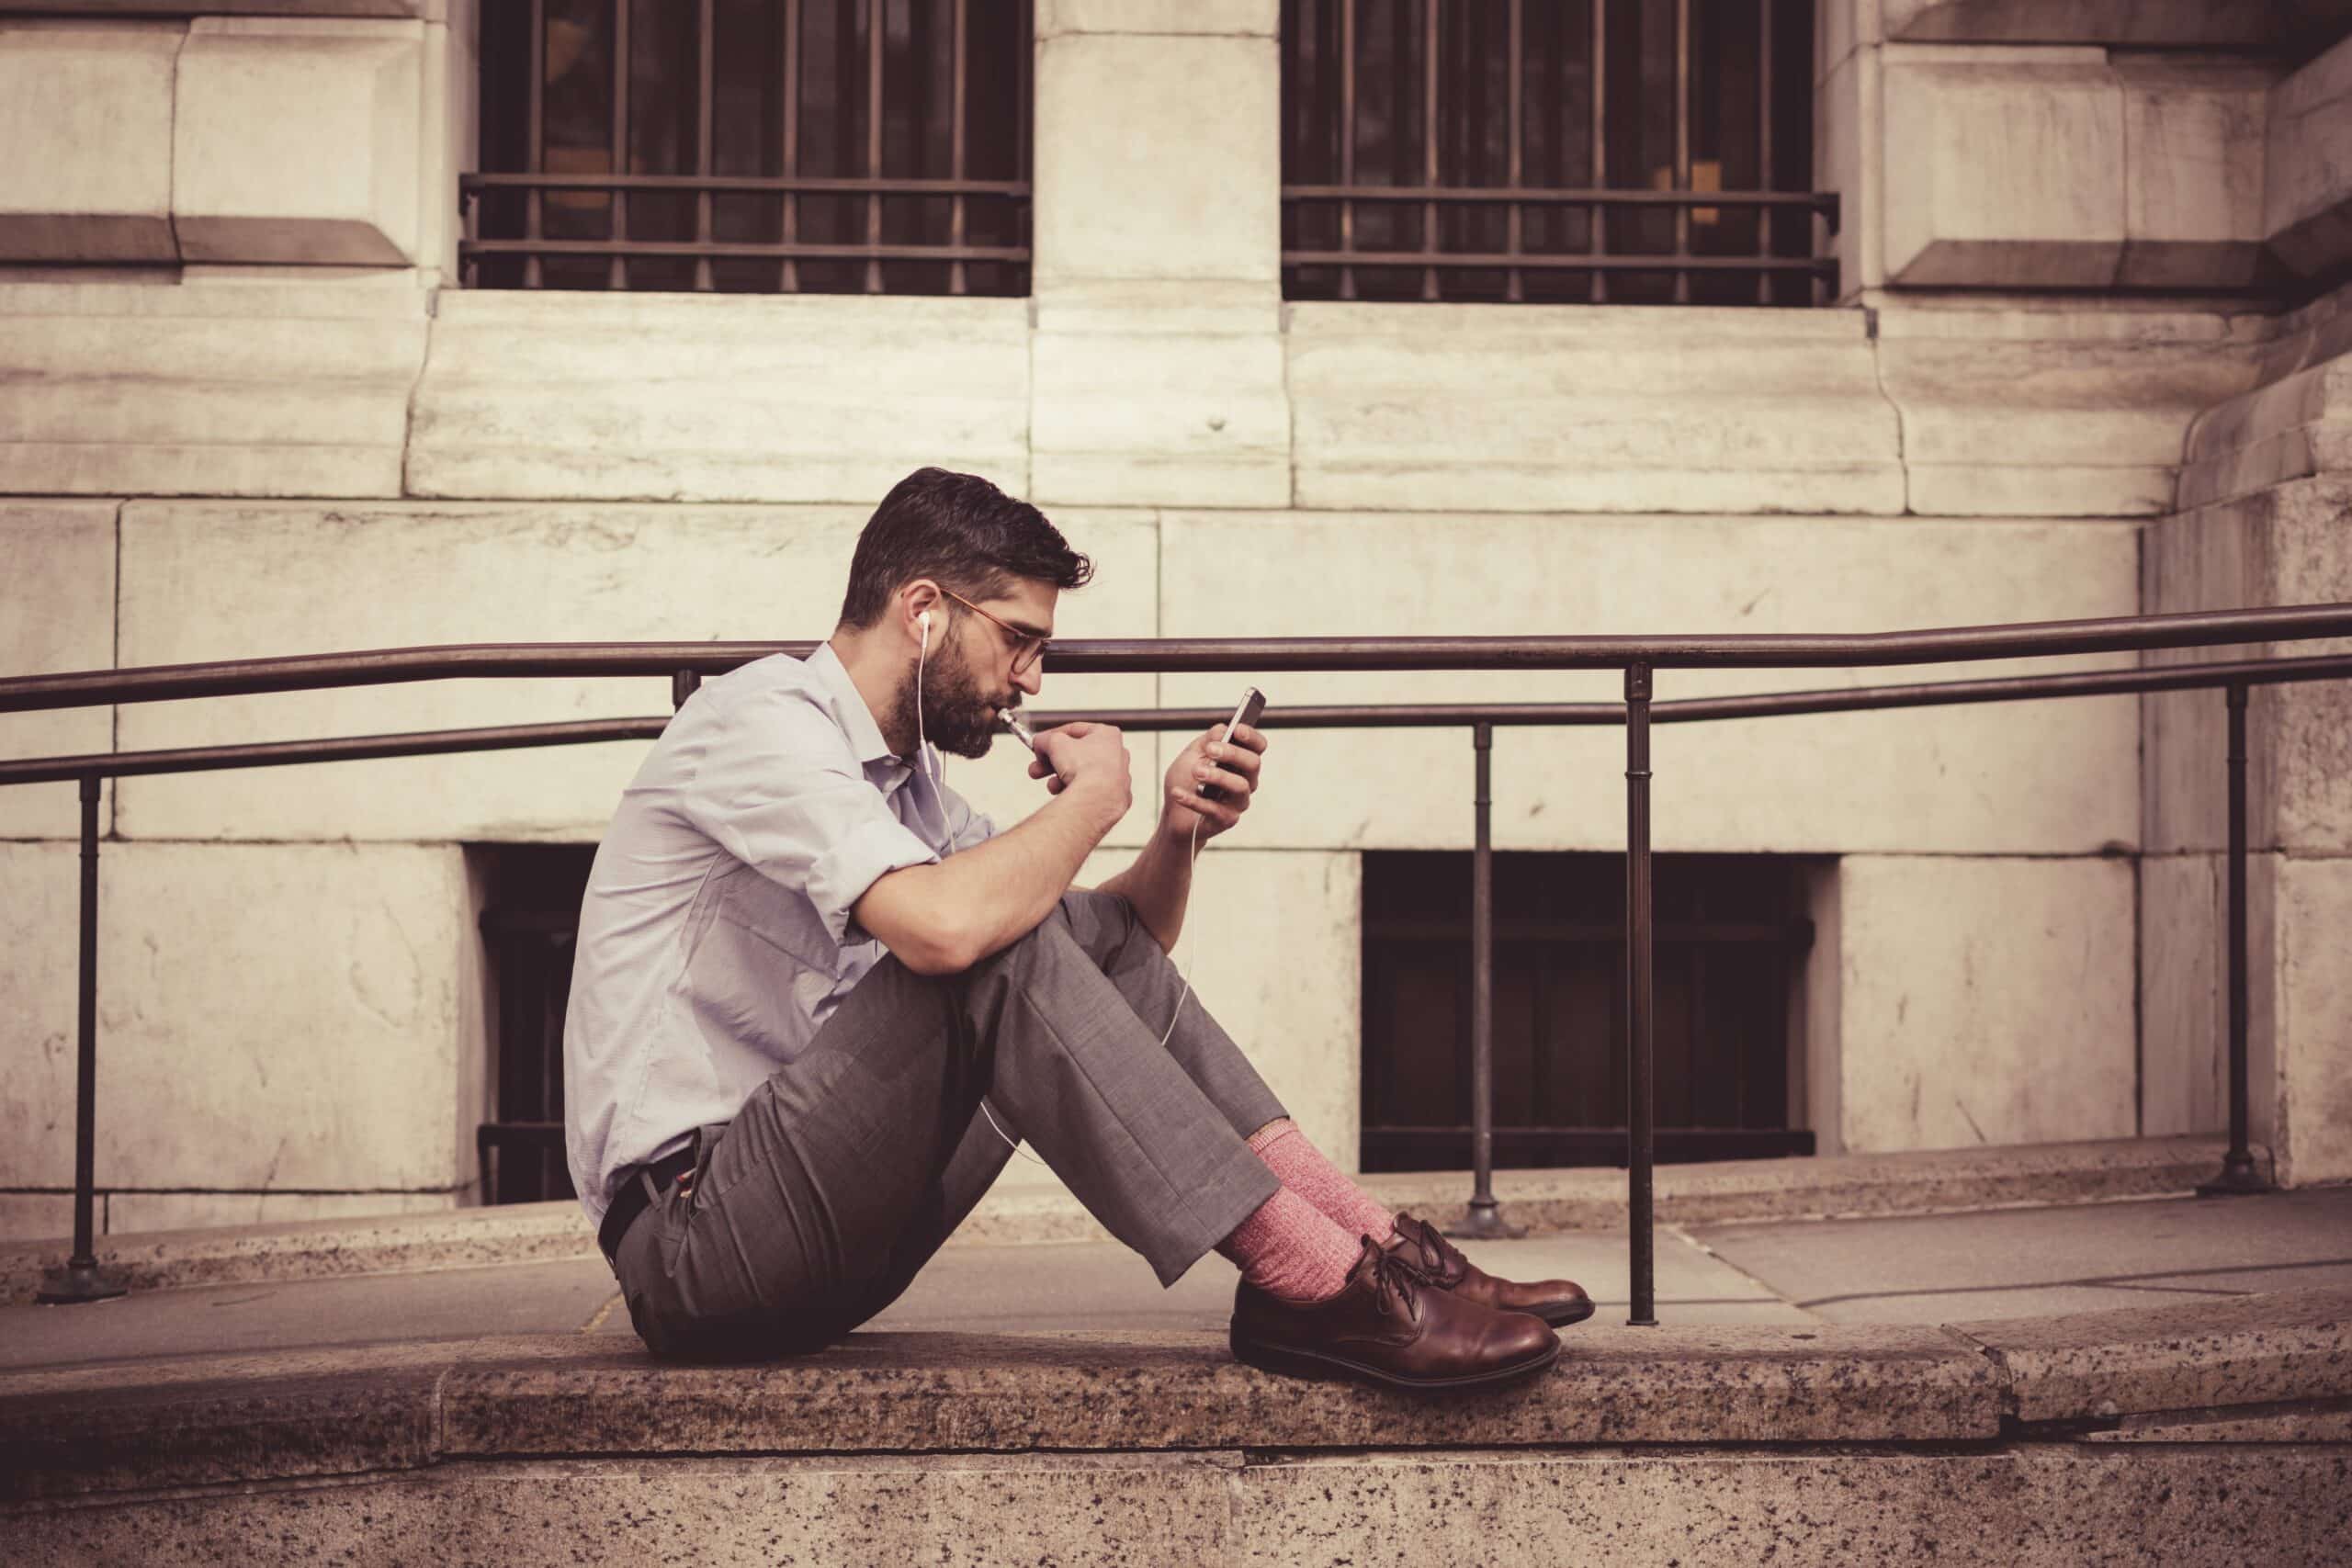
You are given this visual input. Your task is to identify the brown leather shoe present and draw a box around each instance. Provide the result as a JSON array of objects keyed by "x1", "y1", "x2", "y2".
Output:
[
  {"x1": 1229, "y1": 1235, "x2": 1560, "y2": 1391},
  {"x1": 1386, "y1": 1213, "x2": 1596, "y2": 1328}
]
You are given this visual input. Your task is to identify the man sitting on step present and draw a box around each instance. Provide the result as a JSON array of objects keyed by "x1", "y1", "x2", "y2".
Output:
[{"x1": 564, "y1": 466, "x2": 1592, "y2": 1390}]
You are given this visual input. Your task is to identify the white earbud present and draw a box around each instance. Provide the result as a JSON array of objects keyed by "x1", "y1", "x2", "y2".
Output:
[{"x1": 919, "y1": 609, "x2": 932, "y2": 649}]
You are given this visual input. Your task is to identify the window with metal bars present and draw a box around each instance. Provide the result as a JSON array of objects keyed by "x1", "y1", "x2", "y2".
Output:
[
  {"x1": 1361, "y1": 852, "x2": 1815, "y2": 1172},
  {"x1": 466, "y1": 0, "x2": 1032, "y2": 295},
  {"x1": 1283, "y1": 0, "x2": 1836, "y2": 305},
  {"x1": 473, "y1": 845, "x2": 596, "y2": 1206}
]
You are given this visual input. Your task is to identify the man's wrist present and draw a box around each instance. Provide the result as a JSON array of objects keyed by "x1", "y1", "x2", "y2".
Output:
[{"x1": 1068, "y1": 774, "x2": 1131, "y2": 835}]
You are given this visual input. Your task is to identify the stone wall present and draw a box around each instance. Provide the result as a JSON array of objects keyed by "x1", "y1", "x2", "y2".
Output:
[
  {"x1": 2, "y1": 0, "x2": 2346, "y2": 1236},
  {"x1": 2145, "y1": 280, "x2": 2352, "y2": 1184}
]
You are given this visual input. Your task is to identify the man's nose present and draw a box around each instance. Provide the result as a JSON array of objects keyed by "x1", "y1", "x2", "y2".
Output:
[{"x1": 1014, "y1": 660, "x2": 1044, "y2": 697}]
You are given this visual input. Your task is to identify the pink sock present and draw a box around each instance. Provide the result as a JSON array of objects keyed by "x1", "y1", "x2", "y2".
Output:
[
  {"x1": 1215, "y1": 1186, "x2": 1360, "y2": 1304},
  {"x1": 1247, "y1": 1119, "x2": 1396, "y2": 1247}
]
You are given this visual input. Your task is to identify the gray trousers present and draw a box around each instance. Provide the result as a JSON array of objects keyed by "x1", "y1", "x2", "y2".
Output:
[{"x1": 613, "y1": 889, "x2": 1288, "y2": 1359}]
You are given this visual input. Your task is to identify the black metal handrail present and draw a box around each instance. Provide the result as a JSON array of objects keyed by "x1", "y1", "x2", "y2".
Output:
[
  {"x1": 9, "y1": 605, "x2": 2346, "y2": 1314},
  {"x1": 5, "y1": 604, "x2": 2352, "y2": 714}
]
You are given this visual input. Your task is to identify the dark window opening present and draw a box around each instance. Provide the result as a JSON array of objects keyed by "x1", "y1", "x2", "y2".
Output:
[
  {"x1": 1282, "y1": 0, "x2": 1834, "y2": 305},
  {"x1": 476, "y1": 845, "x2": 597, "y2": 1205},
  {"x1": 1361, "y1": 851, "x2": 1815, "y2": 1172},
  {"x1": 468, "y1": 0, "x2": 1033, "y2": 296}
]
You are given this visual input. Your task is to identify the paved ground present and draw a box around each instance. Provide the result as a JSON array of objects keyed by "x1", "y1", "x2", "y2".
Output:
[{"x1": 4, "y1": 1188, "x2": 2345, "y2": 1371}]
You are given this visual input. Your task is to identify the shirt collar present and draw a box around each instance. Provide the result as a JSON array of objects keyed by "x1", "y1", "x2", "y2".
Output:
[{"x1": 805, "y1": 641, "x2": 915, "y2": 784}]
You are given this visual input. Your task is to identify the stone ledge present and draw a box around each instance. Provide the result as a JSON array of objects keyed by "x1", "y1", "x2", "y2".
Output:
[
  {"x1": 440, "y1": 1323, "x2": 1996, "y2": 1458},
  {"x1": 1952, "y1": 1287, "x2": 2352, "y2": 1424},
  {"x1": 6, "y1": 1289, "x2": 2350, "y2": 1505}
]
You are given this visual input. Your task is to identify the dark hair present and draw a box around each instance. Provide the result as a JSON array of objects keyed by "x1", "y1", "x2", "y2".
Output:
[{"x1": 837, "y1": 468, "x2": 1091, "y2": 629}]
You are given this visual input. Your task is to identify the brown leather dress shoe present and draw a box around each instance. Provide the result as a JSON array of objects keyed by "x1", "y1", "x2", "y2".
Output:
[
  {"x1": 1229, "y1": 1235, "x2": 1560, "y2": 1392},
  {"x1": 1386, "y1": 1213, "x2": 1597, "y2": 1328}
]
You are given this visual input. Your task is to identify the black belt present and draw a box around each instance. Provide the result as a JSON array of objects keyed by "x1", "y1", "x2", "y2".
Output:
[{"x1": 597, "y1": 1145, "x2": 698, "y2": 1264}]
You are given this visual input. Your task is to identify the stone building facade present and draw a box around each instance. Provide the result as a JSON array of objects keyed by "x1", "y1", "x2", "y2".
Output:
[{"x1": 1, "y1": 0, "x2": 2347, "y2": 1239}]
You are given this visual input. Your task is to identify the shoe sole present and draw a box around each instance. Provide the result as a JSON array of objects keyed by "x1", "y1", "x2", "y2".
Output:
[{"x1": 1230, "y1": 1333, "x2": 1562, "y2": 1393}]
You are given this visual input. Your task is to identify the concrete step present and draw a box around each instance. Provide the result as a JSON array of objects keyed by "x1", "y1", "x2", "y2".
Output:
[{"x1": 2, "y1": 1288, "x2": 2346, "y2": 1565}]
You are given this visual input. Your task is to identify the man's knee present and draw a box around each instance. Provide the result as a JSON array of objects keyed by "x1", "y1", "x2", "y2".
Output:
[{"x1": 1055, "y1": 887, "x2": 1141, "y2": 964}]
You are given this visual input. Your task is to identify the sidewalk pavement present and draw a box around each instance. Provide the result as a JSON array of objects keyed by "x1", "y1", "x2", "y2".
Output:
[{"x1": 5, "y1": 1187, "x2": 2345, "y2": 1373}]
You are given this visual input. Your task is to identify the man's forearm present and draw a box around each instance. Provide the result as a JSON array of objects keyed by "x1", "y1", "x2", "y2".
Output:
[
  {"x1": 1096, "y1": 825, "x2": 1195, "y2": 953},
  {"x1": 857, "y1": 785, "x2": 1121, "y2": 973}
]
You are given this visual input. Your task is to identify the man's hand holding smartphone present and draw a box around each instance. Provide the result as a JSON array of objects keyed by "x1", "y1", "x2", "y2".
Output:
[
  {"x1": 1020, "y1": 687, "x2": 1268, "y2": 843},
  {"x1": 1163, "y1": 687, "x2": 1267, "y2": 843}
]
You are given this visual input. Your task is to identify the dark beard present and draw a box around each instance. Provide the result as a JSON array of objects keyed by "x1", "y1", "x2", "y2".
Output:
[{"x1": 891, "y1": 642, "x2": 1007, "y2": 761}]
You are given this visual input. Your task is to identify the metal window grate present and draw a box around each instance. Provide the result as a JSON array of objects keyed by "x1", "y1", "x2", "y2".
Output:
[
  {"x1": 1361, "y1": 851, "x2": 1815, "y2": 1173},
  {"x1": 1282, "y1": 0, "x2": 1837, "y2": 305},
  {"x1": 465, "y1": 0, "x2": 1032, "y2": 295},
  {"x1": 475, "y1": 846, "x2": 596, "y2": 1206}
]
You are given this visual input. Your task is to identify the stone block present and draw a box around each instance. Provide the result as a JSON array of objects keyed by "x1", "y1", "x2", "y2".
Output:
[
  {"x1": 0, "y1": 843, "x2": 475, "y2": 1193},
  {"x1": 1030, "y1": 323, "x2": 1291, "y2": 507},
  {"x1": 0, "y1": 502, "x2": 117, "y2": 841},
  {"x1": 1953, "y1": 1285, "x2": 2352, "y2": 1421},
  {"x1": 1837, "y1": 855, "x2": 2137, "y2": 1154},
  {"x1": 1175, "y1": 849, "x2": 1362, "y2": 1171},
  {"x1": 1287, "y1": 304, "x2": 1905, "y2": 515},
  {"x1": 1038, "y1": 0, "x2": 1274, "y2": 36},
  {"x1": 0, "y1": 23, "x2": 179, "y2": 263},
  {"x1": 2138, "y1": 852, "x2": 2278, "y2": 1142},
  {"x1": 2175, "y1": 355, "x2": 2352, "y2": 515},
  {"x1": 2115, "y1": 61, "x2": 2276, "y2": 291},
  {"x1": 1, "y1": 1448, "x2": 1243, "y2": 1557},
  {"x1": 1157, "y1": 510, "x2": 2138, "y2": 857},
  {"x1": 1234, "y1": 1445, "x2": 2352, "y2": 1567},
  {"x1": 2139, "y1": 491, "x2": 2276, "y2": 857},
  {"x1": 1881, "y1": 49, "x2": 2125, "y2": 288},
  {"x1": 11, "y1": 1442, "x2": 2352, "y2": 1564},
  {"x1": 1814, "y1": 44, "x2": 1882, "y2": 299},
  {"x1": 171, "y1": 19, "x2": 424, "y2": 265},
  {"x1": 0, "y1": 280, "x2": 427, "y2": 497},
  {"x1": 110, "y1": 501, "x2": 1159, "y2": 846},
  {"x1": 2267, "y1": 30, "x2": 2352, "y2": 282},
  {"x1": 405, "y1": 292, "x2": 1032, "y2": 502},
  {"x1": 1033, "y1": 32, "x2": 1279, "y2": 285},
  {"x1": 2266, "y1": 479, "x2": 2352, "y2": 855},
  {"x1": 0, "y1": 845, "x2": 79, "y2": 1192},
  {"x1": 2278, "y1": 855, "x2": 2352, "y2": 1184},
  {"x1": 1875, "y1": 302, "x2": 2267, "y2": 518}
]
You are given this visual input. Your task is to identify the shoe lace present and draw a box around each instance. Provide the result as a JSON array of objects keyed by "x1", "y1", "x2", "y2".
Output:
[
  {"x1": 1385, "y1": 1215, "x2": 1463, "y2": 1287},
  {"x1": 1360, "y1": 1234, "x2": 1421, "y2": 1320}
]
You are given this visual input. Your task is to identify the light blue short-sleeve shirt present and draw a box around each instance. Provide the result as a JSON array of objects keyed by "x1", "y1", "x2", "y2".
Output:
[{"x1": 562, "y1": 644, "x2": 994, "y2": 1224}]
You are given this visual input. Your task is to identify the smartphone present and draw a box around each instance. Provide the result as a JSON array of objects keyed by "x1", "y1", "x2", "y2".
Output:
[{"x1": 1199, "y1": 686, "x2": 1266, "y2": 802}]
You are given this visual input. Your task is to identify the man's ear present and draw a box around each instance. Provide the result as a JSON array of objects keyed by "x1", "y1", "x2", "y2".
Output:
[{"x1": 900, "y1": 580, "x2": 943, "y2": 646}]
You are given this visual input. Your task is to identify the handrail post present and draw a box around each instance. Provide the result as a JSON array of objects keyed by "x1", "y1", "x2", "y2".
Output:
[
  {"x1": 1625, "y1": 663, "x2": 1657, "y2": 1325},
  {"x1": 1454, "y1": 722, "x2": 1514, "y2": 1238},
  {"x1": 37, "y1": 776, "x2": 126, "y2": 1303},
  {"x1": 672, "y1": 669, "x2": 702, "y2": 710},
  {"x1": 2199, "y1": 681, "x2": 2268, "y2": 1196}
]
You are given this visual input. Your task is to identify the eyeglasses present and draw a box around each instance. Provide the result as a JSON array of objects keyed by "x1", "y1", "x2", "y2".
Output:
[{"x1": 938, "y1": 589, "x2": 1052, "y2": 674}]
